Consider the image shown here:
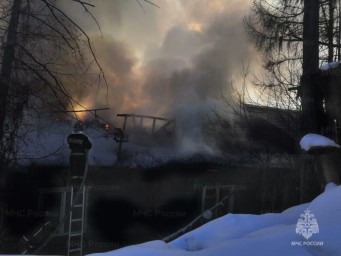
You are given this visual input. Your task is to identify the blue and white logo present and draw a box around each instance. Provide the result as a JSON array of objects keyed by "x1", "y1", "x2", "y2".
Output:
[{"x1": 296, "y1": 209, "x2": 319, "y2": 240}]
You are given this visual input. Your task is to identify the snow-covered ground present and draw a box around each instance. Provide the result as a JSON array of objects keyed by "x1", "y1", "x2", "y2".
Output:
[{"x1": 88, "y1": 183, "x2": 341, "y2": 256}]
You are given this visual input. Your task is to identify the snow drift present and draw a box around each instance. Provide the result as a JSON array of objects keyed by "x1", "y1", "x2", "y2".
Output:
[{"x1": 88, "y1": 183, "x2": 341, "y2": 256}]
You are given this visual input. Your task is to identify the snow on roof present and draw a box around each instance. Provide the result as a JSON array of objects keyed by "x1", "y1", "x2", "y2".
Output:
[
  {"x1": 17, "y1": 118, "x2": 118, "y2": 167},
  {"x1": 320, "y1": 61, "x2": 341, "y2": 71},
  {"x1": 299, "y1": 133, "x2": 340, "y2": 152},
  {"x1": 88, "y1": 183, "x2": 341, "y2": 256}
]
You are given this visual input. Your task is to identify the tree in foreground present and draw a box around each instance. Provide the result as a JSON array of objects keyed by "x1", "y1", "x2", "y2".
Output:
[{"x1": 245, "y1": 0, "x2": 341, "y2": 133}]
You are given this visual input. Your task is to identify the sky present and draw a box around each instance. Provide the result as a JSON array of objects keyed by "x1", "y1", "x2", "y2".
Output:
[{"x1": 56, "y1": 0, "x2": 257, "y2": 130}]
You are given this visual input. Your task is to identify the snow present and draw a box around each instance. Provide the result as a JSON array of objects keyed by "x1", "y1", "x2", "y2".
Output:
[
  {"x1": 15, "y1": 114, "x2": 240, "y2": 168},
  {"x1": 320, "y1": 61, "x2": 341, "y2": 71},
  {"x1": 299, "y1": 133, "x2": 340, "y2": 152},
  {"x1": 87, "y1": 183, "x2": 341, "y2": 256}
]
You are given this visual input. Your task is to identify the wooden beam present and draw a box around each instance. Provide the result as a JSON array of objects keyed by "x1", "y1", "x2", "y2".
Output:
[
  {"x1": 117, "y1": 113, "x2": 170, "y2": 122},
  {"x1": 55, "y1": 107, "x2": 110, "y2": 113}
]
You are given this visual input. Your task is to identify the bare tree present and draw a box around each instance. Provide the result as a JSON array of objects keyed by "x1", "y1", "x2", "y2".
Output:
[
  {"x1": 244, "y1": 0, "x2": 341, "y2": 129},
  {"x1": 244, "y1": 0, "x2": 305, "y2": 122},
  {"x1": 0, "y1": 0, "x2": 108, "y2": 170},
  {"x1": 0, "y1": 0, "x2": 157, "y2": 234}
]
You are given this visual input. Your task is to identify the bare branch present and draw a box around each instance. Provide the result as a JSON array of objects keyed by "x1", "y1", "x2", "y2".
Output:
[
  {"x1": 143, "y1": 0, "x2": 160, "y2": 8},
  {"x1": 72, "y1": 0, "x2": 95, "y2": 8},
  {"x1": 41, "y1": 0, "x2": 108, "y2": 95}
]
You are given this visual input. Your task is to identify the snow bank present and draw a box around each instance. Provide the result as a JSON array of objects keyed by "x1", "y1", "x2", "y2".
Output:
[
  {"x1": 299, "y1": 133, "x2": 340, "y2": 152},
  {"x1": 88, "y1": 183, "x2": 341, "y2": 256}
]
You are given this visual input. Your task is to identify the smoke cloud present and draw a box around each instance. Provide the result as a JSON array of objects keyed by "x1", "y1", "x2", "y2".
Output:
[{"x1": 59, "y1": 0, "x2": 254, "y2": 153}]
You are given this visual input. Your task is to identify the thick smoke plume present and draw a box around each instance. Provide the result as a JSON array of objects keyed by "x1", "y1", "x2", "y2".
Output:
[{"x1": 60, "y1": 0, "x2": 253, "y2": 154}]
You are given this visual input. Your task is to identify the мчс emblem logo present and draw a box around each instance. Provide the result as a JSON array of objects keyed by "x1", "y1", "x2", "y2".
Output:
[{"x1": 295, "y1": 209, "x2": 319, "y2": 240}]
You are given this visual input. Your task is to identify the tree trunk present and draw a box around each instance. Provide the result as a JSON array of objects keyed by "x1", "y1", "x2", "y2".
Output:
[
  {"x1": 338, "y1": 0, "x2": 341, "y2": 60},
  {"x1": 328, "y1": 0, "x2": 335, "y2": 62},
  {"x1": 301, "y1": 0, "x2": 321, "y2": 134},
  {"x1": 0, "y1": 0, "x2": 22, "y2": 147},
  {"x1": 0, "y1": 0, "x2": 22, "y2": 233}
]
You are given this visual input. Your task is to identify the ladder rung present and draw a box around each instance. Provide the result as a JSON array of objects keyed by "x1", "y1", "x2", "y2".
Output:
[
  {"x1": 69, "y1": 248, "x2": 82, "y2": 252},
  {"x1": 71, "y1": 218, "x2": 82, "y2": 222},
  {"x1": 74, "y1": 204, "x2": 83, "y2": 207},
  {"x1": 70, "y1": 232, "x2": 83, "y2": 237}
]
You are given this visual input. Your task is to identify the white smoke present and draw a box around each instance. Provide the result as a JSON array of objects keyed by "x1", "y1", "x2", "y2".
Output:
[{"x1": 55, "y1": 0, "x2": 255, "y2": 156}]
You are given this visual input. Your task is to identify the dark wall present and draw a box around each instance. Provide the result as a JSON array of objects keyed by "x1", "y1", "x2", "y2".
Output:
[{"x1": 1, "y1": 162, "x2": 312, "y2": 254}]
